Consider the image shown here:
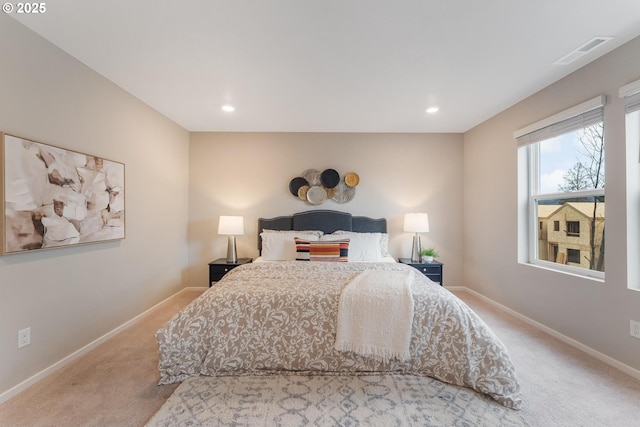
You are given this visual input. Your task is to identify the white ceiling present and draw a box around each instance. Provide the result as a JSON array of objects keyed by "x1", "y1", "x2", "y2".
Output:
[{"x1": 10, "y1": 0, "x2": 640, "y2": 133}]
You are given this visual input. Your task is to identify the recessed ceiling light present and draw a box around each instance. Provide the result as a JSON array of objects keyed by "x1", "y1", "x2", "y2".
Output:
[
  {"x1": 221, "y1": 105, "x2": 235, "y2": 112},
  {"x1": 426, "y1": 107, "x2": 439, "y2": 114}
]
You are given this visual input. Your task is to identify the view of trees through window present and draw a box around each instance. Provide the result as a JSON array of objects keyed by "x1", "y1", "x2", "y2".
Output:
[{"x1": 536, "y1": 122, "x2": 605, "y2": 273}]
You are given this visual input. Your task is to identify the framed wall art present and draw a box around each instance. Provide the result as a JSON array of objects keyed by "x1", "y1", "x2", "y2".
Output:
[{"x1": 1, "y1": 132, "x2": 125, "y2": 255}]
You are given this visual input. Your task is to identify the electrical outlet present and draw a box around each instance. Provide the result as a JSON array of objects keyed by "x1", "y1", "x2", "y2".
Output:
[
  {"x1": 18, "y1": 327, "x2": 30, "y2": 349},
  {"x1": 631, "y1": 320, "x2": 640, "y2": 340}
]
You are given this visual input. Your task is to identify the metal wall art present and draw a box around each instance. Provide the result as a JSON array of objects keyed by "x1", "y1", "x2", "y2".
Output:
[
  {"x1": 289, "y1": 169, "x2": 359, "y2": 205},
  {"x1": 1, "y1": 133, "x2": 125, "y2": 255}
]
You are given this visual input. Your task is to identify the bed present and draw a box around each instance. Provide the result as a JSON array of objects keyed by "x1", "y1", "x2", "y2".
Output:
[{"x1": 156, "y1": 210, "x2": 522, "y2": 409}]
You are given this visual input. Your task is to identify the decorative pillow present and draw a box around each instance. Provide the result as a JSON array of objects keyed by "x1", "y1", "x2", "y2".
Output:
[
  {"x1": 322, "y1": 232, "x2": 382, "y2": 261},
  {"x1": 294, "y1": 237, "x2": 312, "y2": 261},
  {"x1": 261, "y1": 232, "x2": 320, "y2": 261},
  {"x1": 295, "y1": 238, "x2": 349, "y2": 262}
]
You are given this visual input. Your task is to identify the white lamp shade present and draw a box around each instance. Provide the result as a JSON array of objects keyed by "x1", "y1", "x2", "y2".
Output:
[
  {"x1": 403, "y1": 213, "x2": 429, "y2": 233},
  {"x1": 218, "y1": 216, "x2": 244, "y2": 235}
]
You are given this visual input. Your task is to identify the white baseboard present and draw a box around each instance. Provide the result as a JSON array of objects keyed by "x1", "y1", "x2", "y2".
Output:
[
  {"x1": 449, "y1": 286, "x2": 640, "y2": 381},
  {"x1": 0, "y1": 287, "x2": 206, "y2": 405}
]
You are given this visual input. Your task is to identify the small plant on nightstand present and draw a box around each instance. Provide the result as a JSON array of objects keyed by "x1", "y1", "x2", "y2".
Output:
[{"x1": 419, "y1": 247, "x2": 439, "y2": 263}]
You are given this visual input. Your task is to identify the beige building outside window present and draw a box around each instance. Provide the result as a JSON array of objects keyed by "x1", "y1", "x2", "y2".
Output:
[{"x1": 538, "y1": 202, "x2": 605, "y2": 271}]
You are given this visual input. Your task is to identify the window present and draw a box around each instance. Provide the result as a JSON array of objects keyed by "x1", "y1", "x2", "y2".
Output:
[
  {"x1": 566, "y1": 221, "x2": 580, "y2": 236},
  {"x1": 621, "y1": 78, "x2": 640, "y2": 290},
  {"x1": 567, "y1": 249, "x2": 581, "y2": 264},
  {"x1": 516, "y1": 96, "x2": 605, "y2": 279}
]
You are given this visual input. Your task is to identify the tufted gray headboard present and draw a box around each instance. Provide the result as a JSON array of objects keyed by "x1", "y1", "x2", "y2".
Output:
[{"x1": 257, "y1": 210, "x2": 386, "y2": 252}]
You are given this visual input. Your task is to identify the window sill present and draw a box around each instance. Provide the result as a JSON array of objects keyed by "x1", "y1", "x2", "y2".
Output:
[{"x1": 519, "y1": 261, "x2": 605, "y2": 283}]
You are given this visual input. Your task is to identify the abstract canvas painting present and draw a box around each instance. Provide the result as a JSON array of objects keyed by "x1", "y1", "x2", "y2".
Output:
[{"x1": 1, "y1": 133, "x2": 125, "y2": 254}]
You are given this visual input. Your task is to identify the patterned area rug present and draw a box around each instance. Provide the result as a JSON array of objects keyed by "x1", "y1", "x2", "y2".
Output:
[{"x1": 146, "y1": 374, "x2": 530, "y2": 426}]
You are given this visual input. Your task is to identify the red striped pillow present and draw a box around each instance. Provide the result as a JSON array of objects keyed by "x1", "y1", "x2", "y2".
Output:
[
  {"x1": 310, "y1": 239, "x2": 349, "y2": 262},
  {"x1": 294, "y1": 237, "x2": 312, "y2": 261},
  {"x1": 295, "y1": 238, "x2": 349, "y2": 262}
]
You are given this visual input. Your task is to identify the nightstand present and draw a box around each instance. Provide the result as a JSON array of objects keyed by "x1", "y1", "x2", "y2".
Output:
[
  {"x1": 398, "y1": 258, "x2": 443, "y2": 286},
  {"x1": 208, "y1": 258, "x2": 252, "y2": 286}
]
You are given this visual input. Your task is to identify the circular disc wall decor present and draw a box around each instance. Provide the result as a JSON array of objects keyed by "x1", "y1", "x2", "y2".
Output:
[
  {"x1": 297, "y1": 185, "x2": 310, "y2": 201},
  {"x1": 302, "y1": 169, "x2": 322, "y2": 186},
  {"x1": 344, "y1": 172, "x2": 360, "y2": 187},
  {"x1": 289, "y1": 177, "x2": 309, "y2": 196},
  {"x1": 306, "y1": 186, "x2": 327, "y2": 205},
  {"x1": 320, "y1": 168, "x2": 340, "y2": 188},
  {"x1": 289, "y1": 169, "x2": 358, "y2": 205},
  {"x1": 332, "y1": 179, "x2": 355, "y2": 204}
]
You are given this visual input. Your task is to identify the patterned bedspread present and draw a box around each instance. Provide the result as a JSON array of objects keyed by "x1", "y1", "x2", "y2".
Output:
[{"x1": 156, "y1": 262, "x2": 522, "y2": 409}]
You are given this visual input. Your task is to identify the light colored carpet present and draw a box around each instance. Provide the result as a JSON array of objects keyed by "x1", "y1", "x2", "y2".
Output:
[
  {"x1": 456, "y1": 291, "x2": 640, "y2": 427},
  {"x1": 145, "y1": 374, "x2": 529, "y2": 427},
  {"x1": 2, "y1": 289, "x2": 640, "y2": 426}
]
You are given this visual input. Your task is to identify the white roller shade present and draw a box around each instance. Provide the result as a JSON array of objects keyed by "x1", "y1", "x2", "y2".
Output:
[
  {"x1": 514, "y1": 96, "x2": 605, "y2": 147},
  {"x1": 620, "y1": 78, "x2": 640, "y2": 114}
]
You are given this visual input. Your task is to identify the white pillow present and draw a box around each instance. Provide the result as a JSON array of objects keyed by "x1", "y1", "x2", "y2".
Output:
[
  {"x1": 333, "y1": 231, "x2": 389, "y2": 258},
  {"x1": 262, "y1": 229, "x2": 324, "y2": 237},
  {"x1": 261, "y1": 231, "x2": 321, "y2": 261},
  {"x1": 321, "y1": 232, "x2": 382, "y2": 261}
]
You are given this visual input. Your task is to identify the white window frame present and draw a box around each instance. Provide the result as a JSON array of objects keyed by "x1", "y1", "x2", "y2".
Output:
[
  {"x1": 516, "y1": 96, "x2": 606, "y2": 280},
  {"x1": 621, "y1": 78, "x2": 640, "y2": 291}
]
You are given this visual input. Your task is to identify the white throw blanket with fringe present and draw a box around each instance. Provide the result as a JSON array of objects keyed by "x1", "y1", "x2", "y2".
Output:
[{"x1": 334, "y1": 269, "x2": 415, "y2": 362}]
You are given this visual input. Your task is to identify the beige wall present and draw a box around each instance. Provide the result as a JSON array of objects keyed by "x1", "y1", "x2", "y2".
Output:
[
  {"x1": 188, "y1": 132, "x2": 464, "y2": 286},
  {"x1": 0, "y1": 15, "x2": 190, "y2": 395},
  {"x1": 464, "y1": 36, "x2": 640, "y2": 372}
]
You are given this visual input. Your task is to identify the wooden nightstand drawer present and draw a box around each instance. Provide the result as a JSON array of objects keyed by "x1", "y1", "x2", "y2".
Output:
[{"x1": 208, "y1": 258, "x2": 252, "y2": 286}]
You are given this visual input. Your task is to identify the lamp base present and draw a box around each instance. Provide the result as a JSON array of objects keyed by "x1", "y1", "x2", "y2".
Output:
[
  {"x1": 226, "y1": 236, "x2": 237, "y2": 263},
  {"x1": 411, "y1": 234, "x2": 421, "y2": 263}
]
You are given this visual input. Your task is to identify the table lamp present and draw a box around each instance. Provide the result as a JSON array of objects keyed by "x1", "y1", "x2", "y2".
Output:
[
  {"x1": 218, "y1": 216, "x2": 244, "y2": 263},
  {"x1": 403, "y1": 213, "x2": 429, "y2": 262}
]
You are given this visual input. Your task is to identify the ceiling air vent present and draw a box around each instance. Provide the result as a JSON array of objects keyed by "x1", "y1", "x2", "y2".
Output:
[{"x1": 553, "y1": 36, "x2": 613, "y2": 65}]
